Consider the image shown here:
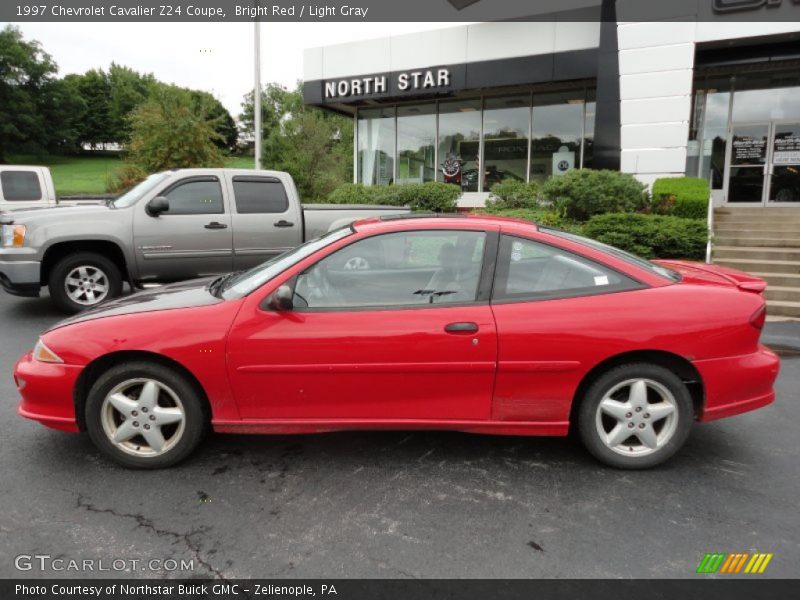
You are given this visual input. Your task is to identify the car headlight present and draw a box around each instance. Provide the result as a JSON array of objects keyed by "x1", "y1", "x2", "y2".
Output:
[
  {"x1": 32, "y1": 338, "x2": 63, "y2": 364},
  {"x1": 1, "y1": 224, "x2": 26, "y2": 248}
]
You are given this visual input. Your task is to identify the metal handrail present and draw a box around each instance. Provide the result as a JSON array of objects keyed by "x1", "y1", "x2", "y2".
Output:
[{"x1": 705, "y1": 193, "x2": 714, "y2": 265}]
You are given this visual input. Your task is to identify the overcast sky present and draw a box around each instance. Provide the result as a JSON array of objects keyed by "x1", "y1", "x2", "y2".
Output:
[{"x1": 12, "y1": 22, "x2": 463, "y2": 119}]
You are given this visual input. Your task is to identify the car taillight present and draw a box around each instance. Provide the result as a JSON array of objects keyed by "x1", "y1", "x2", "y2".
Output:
[{"x1": 750, "y1": 305, "x2": 766, "y2": 331}]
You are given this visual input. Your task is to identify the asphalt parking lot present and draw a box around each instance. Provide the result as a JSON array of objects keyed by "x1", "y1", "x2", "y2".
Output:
[{"x1": 0, "y1": 291, "x2": 798, "y2": 580}]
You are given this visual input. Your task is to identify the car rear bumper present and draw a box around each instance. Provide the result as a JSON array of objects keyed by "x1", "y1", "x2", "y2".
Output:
[
  {"x1": 694, "y1": 345, "x2": 780, "y2": 422},
  {"x1": 0, "y1": 259, "x2": 41, "y2": 297},
  {"x1": 14, "y1": 351, "x2": 81, "y2": 432}
]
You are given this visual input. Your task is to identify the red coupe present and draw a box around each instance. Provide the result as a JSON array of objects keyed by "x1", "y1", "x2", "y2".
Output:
[{"x1": 14, "y1": 214, "x2": 780, "y2": 469}]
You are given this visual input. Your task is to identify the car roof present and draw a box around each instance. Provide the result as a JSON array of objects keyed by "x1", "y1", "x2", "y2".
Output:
[{"x1": 352, "y1": 212, "x2": 540, "y2": 233}]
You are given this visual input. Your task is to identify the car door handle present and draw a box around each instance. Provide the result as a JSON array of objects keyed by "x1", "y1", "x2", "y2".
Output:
[
  {"x1": 204, "y1": 221, "x2": 228, "y2": 230},
  {"x1": 274, "y1": 220, "x2": 294, "y2": 228},
  {"x1": 444, "y1": 322, "x2": 479, "y2": 334}
]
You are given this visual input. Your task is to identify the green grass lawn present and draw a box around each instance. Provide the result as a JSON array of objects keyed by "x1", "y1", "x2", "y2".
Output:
[{"x1": 6, "y1": 154, "x2": 255, "y2": 196}]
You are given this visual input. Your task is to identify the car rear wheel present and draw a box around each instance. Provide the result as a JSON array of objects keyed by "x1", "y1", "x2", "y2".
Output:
[
  {"x1": 48, "y1": 252, "x2": 123, "y2": 314},
  {"x1": 85, "y1": 362, "x2": 207, "y2": 469},
  {"x1": 578, "y1": 363, "x2": 694, "y2": 469}
]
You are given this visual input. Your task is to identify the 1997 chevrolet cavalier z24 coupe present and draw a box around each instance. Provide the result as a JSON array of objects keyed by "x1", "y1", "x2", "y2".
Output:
[{"x1": 15, "y1": 214, "x2": 780, "y2": 469}]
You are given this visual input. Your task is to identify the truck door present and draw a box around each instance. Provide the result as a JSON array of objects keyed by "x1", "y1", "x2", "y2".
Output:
[
  {"x1": 228, "y1": 174, "x2": 303, "y2": 270},
  {"x1": 133, "y1": 174, "x2": 233, "y2": 281}
]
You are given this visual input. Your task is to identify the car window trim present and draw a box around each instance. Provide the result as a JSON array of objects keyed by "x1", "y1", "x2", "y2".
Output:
[
  {"x1": 282, "y1": 228, "x2": 496, "y2": 313},
  {"x1": 157, "y1": 175, "x2": 225, "y2": 216},
  {"x1": 491, "y1": 233, "x2": 647, "y2": 305}
]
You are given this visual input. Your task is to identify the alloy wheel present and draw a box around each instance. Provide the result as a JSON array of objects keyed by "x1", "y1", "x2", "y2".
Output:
[{"x1": 64, "y1": 265, "x2": 110, "y2": 306}]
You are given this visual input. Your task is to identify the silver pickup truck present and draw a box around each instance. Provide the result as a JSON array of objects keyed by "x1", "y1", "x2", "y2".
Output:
[{"x1": 0, "y1": 168, "x2": 407, "y2": 313}]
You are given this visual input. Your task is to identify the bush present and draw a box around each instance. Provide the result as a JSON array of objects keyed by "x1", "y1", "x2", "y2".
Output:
[
  {"x1": 540, "y1": 170, "x2": 649, "y2": 221},
  {"x1": 487, "y1": 180, "x2": 540, "y2": 210},
  {"x1": 475, "y1": 208, "x2": 584, "y2": 234},
  {"x1": 327, "y1": 182, "x2": 460, "y2": 212},
  {"x1": 106, "y1": 163, "x2": 147, "y2": 194},
  {"x1": 582, "y1": 213, "x2": 707, "y2": 259},
  {"x1": 651, "y1": 177, "x2": 709, "y2": 219}
]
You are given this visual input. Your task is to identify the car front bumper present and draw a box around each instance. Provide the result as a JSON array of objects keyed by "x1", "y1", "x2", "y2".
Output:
[
  {"x1": 694, "y1": 345, "x2": 780, "y2": 422},
  {"x1": 0, "y1": 257, "x2": 41, "y2": 297},
  {"x1": 15, "y1": 351, "x2": 81, "y2": 432}
]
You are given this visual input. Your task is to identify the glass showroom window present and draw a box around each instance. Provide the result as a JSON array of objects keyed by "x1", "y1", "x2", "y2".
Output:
[
  {"x1": 437, "y1": 99, "x2": 482, "y2": 192},
  {"x1": 582, "y1": 90, "x2": 596, "y2": 169},
  {"x1": 358, "y1": 107, "x2": 396, "y2": 186},
  {"x1": 530, "y1": 91, "x2": 584, "y2": 182},
  {"x1": 397, "y1": 104, "x2": 436, "y2": 184},
  {"x1": 482, "y1": 95, "x2": 531, "y2": 187}
]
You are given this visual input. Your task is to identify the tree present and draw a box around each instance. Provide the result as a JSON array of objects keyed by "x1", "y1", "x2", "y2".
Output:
[
  {"x1": 74, "y1": 69, "x2": 113, "y2": 147},
  {"x1": 239, "y1": 82, "x2": 354, "y2": 201},
  {"x1": 0, "y1": 26, "x2": 58, "y2": 160},
  {"x1": 107, "y1": 63, "x2": 157, "y2": 143},
  {"x1": 125, "y1": 85, "x2": 225, "y2": 172},
  {"x1": 192, "y1": 90, "x2": 238, "y2": 151}
]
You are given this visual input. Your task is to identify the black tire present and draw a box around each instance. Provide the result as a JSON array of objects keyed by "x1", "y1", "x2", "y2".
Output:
[
  {"x1": 48, "y1": 252, "x2": 123, "y2": 314},
  {"x1": 578, "y1": 363, "x2": 694, "y2": 469},
  {"x1": 85, "y1": 361, "x2": 207, "y2": 469}
]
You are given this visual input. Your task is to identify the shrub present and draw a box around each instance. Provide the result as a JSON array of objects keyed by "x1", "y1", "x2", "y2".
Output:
[
  {"x1": 651, "y1": 176, "x2": 709, "y2": 219},
  {"x1": 475, "y1": 208, "x2": 584, "y2": 234},
  {"x1": 540, "y1": 170, "x2": 649, "y2": 221},
  {"x1": 487, "y1": 180, "x2": 540, "y2": 210},
  {"x1": 327, "y1": 182, "x2": 460, "y2": 212},
  {"x1": 582, "y1": 213, "x2": 707, "y2": 259},
  {"x1": 106, "y1": 163, "x2": 147, "y2": 194}
]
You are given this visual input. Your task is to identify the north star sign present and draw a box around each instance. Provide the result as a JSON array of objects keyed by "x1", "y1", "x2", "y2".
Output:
[{"x1": 324, "y1": 68, "x2": 451, "y2": 99}]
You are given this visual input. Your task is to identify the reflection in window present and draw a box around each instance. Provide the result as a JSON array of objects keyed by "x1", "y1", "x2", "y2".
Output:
[
  {"x1": 437, "y1": 99, "x2": 481, "y2": 192},
  {"x1": 583, "y1": 93, "x2": 596, "y2": 169},
  {"x1": 397, "y1": 104, "x2": 436, "y2": 184},
  {"x1": 530, "y1": 92, "x2": 583, "y2": 182},
  {"x1": 357, "y1": 107, "x2": 395, "y2": 186},
  {"x1": 164, "y1": 179, "x2": 224, "y2": 215},
  {"x1": 483, "y1": 95, "x2": 530, "y2": 188}
]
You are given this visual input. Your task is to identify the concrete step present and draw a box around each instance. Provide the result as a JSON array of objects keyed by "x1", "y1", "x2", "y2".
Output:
[
  {"x1": 714, "y1": 258, "x2": 800, "y2": 274},
  {"x1": 765, "y1": 286, "x2": 800, "y2": 302},
  {"x1": 767, "y1": 300, "x2": 800, "y2": 319},
  {"x1": 751, "y1": 272, "x2": 800, "y2": 287},
  {"x1": 716, "y1": 207, "x2": 800, "y2": 215},
  {"x1": 714, "y1": 246, "x2": 800, "y2": 261},
  {"x1": 714, "y1": 221, "x2": 800, "y2": 232},
  {"x1": 713, "y1": 235, "x2": 800, "y2": 248}
]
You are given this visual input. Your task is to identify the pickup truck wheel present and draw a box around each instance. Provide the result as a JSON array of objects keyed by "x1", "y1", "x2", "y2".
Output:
[{"x1": 48, "y1": 252, "x2": 123, "y2": 313}]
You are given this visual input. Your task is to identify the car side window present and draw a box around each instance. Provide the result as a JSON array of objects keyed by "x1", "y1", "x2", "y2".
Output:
[
  {"x1": 162, "y1": 178, "x2": 224, "y2": 215},
  {"x1": 232, "y1": 177, "x2": 289, "y2": 214},
  {"x1": 293, "y1": 230, "x2": 486, "y2": 309},
  {"x1": 493, "y1": 235, "x2": 640, "y2": 302},
  {"x1": 1, "y1": 171, "x2": 42, "y2": 201}
]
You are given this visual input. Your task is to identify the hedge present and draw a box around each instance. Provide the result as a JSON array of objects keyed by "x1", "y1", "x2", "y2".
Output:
[
  {"x1": 651, "y1": 176, "x2": 709, "y2": 219},
  {"x1": 487, "y1": 180, "x2": 540, "y2": 210},
  {"x1": 540, "y1": 170, "x2": 649, "y2": 221},
  {"x1": 327, "y1": 182, "x2": 460, "y2": 212},
  {"x1": 582, "y1": 213, "x2": 707, "y2": 260}
]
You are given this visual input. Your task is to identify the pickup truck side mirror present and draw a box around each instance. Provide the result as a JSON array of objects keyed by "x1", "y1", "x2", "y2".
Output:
[
  {"x1": 146, "y1": 196, "x2": 169, "y2": 216},
  {"x1": 267, "y1": 285, "x2": 294, "y2": 311}
]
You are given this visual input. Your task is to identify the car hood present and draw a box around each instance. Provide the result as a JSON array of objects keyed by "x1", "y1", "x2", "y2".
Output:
[
  {"x1": 50, "y1": 277, "x2": 224, "y2": 330},
  {"x1": 0, "y1": 203, "x2": 113, "y2": 224},
  {"x1": 653, "y1": 260, "x2": 767, "y2": 293}
]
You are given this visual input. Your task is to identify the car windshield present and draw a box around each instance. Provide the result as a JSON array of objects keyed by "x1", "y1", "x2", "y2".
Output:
[
  {"x1": 220, "y1": 226, "x2": 355, "y2": 299},
  {"x1": 541, "y1": 227, "x2": 682, "y2": 282},
  {"x1": 111, "y1": 172, "x2": 170, "y2": 208}
]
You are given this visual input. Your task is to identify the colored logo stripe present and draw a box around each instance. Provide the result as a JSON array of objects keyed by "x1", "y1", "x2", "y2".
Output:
[{"x1": 697, "y1": 552, "x2": 773, "y2": 574}]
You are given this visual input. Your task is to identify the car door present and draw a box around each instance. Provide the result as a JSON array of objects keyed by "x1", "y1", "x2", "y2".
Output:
[
  {"x1": 228, "y1": 174, "x2": 303, "y2": 271},
  {"x1": 226, "y1": 227, "x2": 499, "y2": 421},
  {"x1": 133, "y1": 174, "x2": 233, "y2": 281},
  {"x1": 489, "y1": 232, "x2": 645, "y2": 425}
]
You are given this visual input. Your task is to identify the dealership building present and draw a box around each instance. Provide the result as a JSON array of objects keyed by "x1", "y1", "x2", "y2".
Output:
[{"x1": 303, "y1": 13, "x2": 800, "y2": 209}]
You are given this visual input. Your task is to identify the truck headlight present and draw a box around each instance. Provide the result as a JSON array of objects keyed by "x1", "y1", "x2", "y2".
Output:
[
  {"x1": 1, "y1": 224, "x2": 26, "y2": 248},
  {"x1": 33, "y1": 338, "x2": 63, "y2": 364}
]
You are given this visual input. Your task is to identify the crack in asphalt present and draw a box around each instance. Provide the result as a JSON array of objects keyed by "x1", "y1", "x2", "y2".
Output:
[{"x1": 75, "y1": 494, "x2": 226, "y2": 579}]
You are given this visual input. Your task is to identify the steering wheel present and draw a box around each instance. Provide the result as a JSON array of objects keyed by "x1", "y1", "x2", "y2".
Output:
[{"x1": 344, "y1": 256, "x2": 370, "y2": 271}]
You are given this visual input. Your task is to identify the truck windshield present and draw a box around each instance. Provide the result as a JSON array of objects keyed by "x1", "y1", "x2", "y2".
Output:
[
  {"x1": 111, "y1": 173, "x2": 170, "y2": 208},
  {"x1": 220, "y1": 226, "x2": 354, "y2": 299}
]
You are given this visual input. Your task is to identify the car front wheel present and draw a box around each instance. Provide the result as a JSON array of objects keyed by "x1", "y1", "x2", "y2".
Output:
[
  {"x1": 48, "y1": 252, "x2": 123, "y2": 313},
  {"x1": 578, "y1": 363, "x2": 694, "y2": 469},
  {"x1": 85, "y1": 362, "x2": 207, "y2": 469}
]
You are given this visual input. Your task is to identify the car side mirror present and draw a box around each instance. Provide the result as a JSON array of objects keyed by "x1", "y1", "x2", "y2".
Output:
[
  {"x1": 146, "y1": 196, "x2": 169, "y2": 216},
  {"x1": 267, "y1": 285, "x2": 294, "y2": 311}
]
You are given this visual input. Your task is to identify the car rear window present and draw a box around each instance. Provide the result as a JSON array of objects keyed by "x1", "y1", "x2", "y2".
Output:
[{"x1": 1, "y1": 171, "x2": 42, "y2": 201}]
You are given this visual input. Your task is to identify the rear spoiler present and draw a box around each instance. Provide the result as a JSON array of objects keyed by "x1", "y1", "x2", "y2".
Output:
[{"x1": 654, "y1": 260, "x2": 767, "y2": 294}]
